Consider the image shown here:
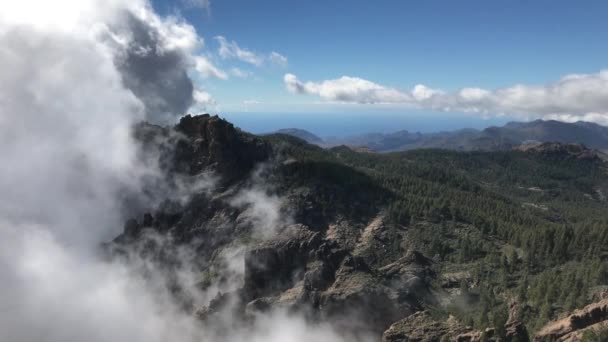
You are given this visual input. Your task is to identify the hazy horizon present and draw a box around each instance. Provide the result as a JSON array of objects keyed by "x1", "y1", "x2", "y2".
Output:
[{"x1": 218, "y1": 112, "x2": 514, "y2": 137}]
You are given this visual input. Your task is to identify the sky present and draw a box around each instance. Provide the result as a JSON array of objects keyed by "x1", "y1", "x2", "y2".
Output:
[{"x1": 153, "y1": 1, "x2": 607, "y2": 134}]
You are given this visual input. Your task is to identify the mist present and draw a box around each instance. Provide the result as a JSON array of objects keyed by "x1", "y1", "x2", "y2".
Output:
[{"x1": 0, "y1": 1, "x2": 362, "y2": 341}]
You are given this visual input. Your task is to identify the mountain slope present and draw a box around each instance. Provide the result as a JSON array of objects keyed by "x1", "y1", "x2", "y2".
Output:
[
  {"x1": 109, "y1": 114, "x2": 608, "y2": 341},
  {"x1": 270, "y1": 128, "x2": 324, "y2": 144}
]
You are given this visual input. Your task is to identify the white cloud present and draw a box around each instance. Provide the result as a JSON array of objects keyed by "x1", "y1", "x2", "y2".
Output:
[
  {"x1": 284, "y1": 70, "x2": 608, "y2": 124},
  {"x1": 215, "y1": 35, "x2": 264, "y2": 66},
  {"x1": 192, "y1": 89, "x2": 217, "y2": 111},
  {"x1": 269, "y1": 51, "x2": 288, "y2": 67},
  {"x1": 0, "y1": 0, "x2": 210, "y2": 340},
  {"x1": 284, "y1": 73, "x2": 410, "y2": 104},
  {"x1": 182, "y1": 0, "x2": 211, "y2": 13},
  {"x1": 412, "y1": 84, "x2": 443, "y2": 101},
  {"x1": 194, "y1": 56, "x2": 227, "y2": 79},
  {"x1": 193, "y1": 89, "x2": 215, "y2": 104},
  {"x1": 458, "y1": 87, "x2": 490, "y2": 101},
  {"x1": 230, "y1": 67, "x2": 252, "y2": 78},
  {"x1": 214, "y1": 36, "x2": 288, "y2": 68},
  {"x1": 230, "y1": 188, "x2": 283, "y2": 238},
  {"x1": 544, "y1": 112, "x2": 608, "y2": 126},
  {"x1": 0, "y1": 0, "x2": 208, "y2": 124}
]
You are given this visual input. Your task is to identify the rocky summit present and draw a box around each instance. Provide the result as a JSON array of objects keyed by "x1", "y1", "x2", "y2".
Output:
[{"x1": 108, "y1": 114, "x2": 608, "y2": 341}]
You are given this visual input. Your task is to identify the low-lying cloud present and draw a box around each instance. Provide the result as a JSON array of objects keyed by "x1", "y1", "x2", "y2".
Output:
[{"x1": 284, "y1": 70, "x2": 608, "y2": 124}]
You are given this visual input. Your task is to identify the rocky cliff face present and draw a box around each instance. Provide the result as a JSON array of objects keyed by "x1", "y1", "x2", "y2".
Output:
[
  {"x1": 381, "y1": 301, "x2": 530, "y2": 342},
  {"x1": 110, "y1": 114, "x2": 430, "y2": 338},
  {"x1": 174, "y1": 114, "x2": 271, "y2": 182},
  {"x1": 382, "y1": 311, "x2": 497, "y2": 342},
  {"x1": 534, "y1": 298, "x2": 608, "y2": 342}
]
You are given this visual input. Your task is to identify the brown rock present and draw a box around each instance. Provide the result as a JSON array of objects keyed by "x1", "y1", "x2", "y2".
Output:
[
  {"x1": 504, "y1": 302, "x2": 529, "y2": 342},
  {"x1": 174, "y1": 114, "x2": 271, "y2": 182},
  {"x1": 534, "y1": 298, "x2": 608, "y2": 341},
  {"x1": 381, "y1": 312, "x2": 494, "y2": 342}
]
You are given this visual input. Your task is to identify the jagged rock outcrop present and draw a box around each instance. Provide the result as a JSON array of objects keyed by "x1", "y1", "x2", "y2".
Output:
[
  {"x1": 379, "y1": 300, "x2": 530, "y2": 341},
  {"x1": 243, "y1": 225, "x2": 322, "y2": 300},
  {"x1": 534, "y1": 298, "x2": 608, "y2": 341},
  {"x1": 239, "y1": 221, "x2": 434, "y2": 335},
  {"x1": 504, "y1": 302, "x2": 529, "y2": 342},
  {"x1": 381, "y1": 311, "x2": 497, "y2": 342},
  {"x1": 174, "y1": 114, "x2": 271, "y2": 182}
]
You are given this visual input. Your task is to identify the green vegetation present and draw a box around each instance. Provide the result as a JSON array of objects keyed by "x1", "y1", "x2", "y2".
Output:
[
  {"x1": 582, "y1": 328, "x2": 608, "y2": 342},
  {"x1": 266, "y1": 135, "x2": 608, "y2": 334}
]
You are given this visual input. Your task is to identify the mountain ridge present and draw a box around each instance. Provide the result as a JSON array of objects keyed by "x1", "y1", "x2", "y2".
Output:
[
  {"x1": 270, "y1": 128, "x2": 324, "y2": 144},
  {"x1": 274, "y1": 120, "x2": 608, "y2": 152},
  {"x1": 109, "y1": 114, "x2": 608, "y2": 341}
]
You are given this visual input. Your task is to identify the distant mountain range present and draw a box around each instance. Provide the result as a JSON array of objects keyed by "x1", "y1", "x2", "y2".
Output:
[
  {"x1": 273, "y1": 128, "x2": 324, "y2": 144},
  {"x1": 271, "y1": 120, "x2": 608, "y2": 152}
]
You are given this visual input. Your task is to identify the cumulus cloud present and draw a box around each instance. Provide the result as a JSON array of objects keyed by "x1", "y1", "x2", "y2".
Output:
[
  {"x1": 284, "y1": 70, "x2": 608, "y2": 124},
  {"x1": 191, "y1": 89, "x2": 217, "y2": 112},
  {"x1": 284, "y1": 73, "x2": 409, "y2": 104},
  {"x1": 97, "y1": 0, "x2": 227, "y2": 123},
  {"x1": 108, "y1": 12, "x2": 198, "y2": 123},
  {"x1": 215, "y1": 36, "x2": 288, "y2": 67},
  {"x1": 0, "y1": 4, "x2": 144, "y2": 245}
]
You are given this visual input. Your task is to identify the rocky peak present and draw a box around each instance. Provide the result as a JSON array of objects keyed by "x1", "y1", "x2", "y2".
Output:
[
  {"x1": 176, "y1": 113, "x2": 231, "y2": 139},
  {"x1": 173, "y1": 114, "x2": 271, "y2": 182}
]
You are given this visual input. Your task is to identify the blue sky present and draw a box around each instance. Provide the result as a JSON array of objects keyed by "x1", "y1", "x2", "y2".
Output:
[{"x1": 152, "y1": 0, "x2": 608, "y2": 135}]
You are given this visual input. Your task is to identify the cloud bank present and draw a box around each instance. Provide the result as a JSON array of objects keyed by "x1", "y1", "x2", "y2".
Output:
[
  {"x1": 0, "y1": 1, "x2": 362, "y2": 341},
  {"x1": 284, "y1": 70, "x2": 608, "y2": 124},
  {"x1": 0, "y1": 0, "x2": 195, "y2": 339}
]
